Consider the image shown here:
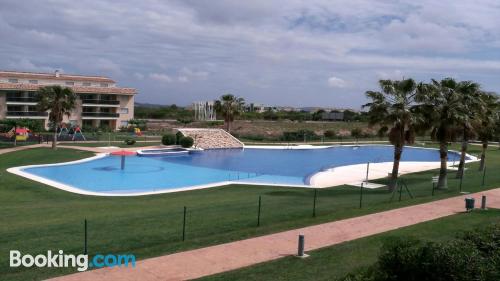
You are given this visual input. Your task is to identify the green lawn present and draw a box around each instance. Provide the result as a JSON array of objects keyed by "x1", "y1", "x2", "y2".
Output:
[
  {"x1": 58, "y1": 141, "x2": 161, "y2": 147},
  {"x1": 200, "y1": 210, "x2": 500, "y2": 281},
  {"x1": 0, "y1": 144, "x2": 498, "y2": 280}
]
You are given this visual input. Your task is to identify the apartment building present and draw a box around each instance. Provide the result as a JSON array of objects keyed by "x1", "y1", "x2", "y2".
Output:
[{"x1": 0, "y1": 70, "x2": 136, "y2": 130}]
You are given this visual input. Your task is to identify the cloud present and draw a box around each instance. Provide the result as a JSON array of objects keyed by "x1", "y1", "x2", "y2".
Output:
[
  {"x1": 327, "y1": 76, "x2": 347, "y2": 88},
  {"x1": 149, "y1": 73, "x2": 173, "y2": 83},
  {"x1": 0, "y1": 0, "x2": 499, "y2": 106}
]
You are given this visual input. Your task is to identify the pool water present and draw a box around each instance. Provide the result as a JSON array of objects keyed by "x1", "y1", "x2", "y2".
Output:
[{"x1": 22, "y1": 146, "x2": 463, "y2": 194}]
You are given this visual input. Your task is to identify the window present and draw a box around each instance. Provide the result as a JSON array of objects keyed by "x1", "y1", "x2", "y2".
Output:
[
  {"x1": 82, "y1": 82, "x2": 91, "y2": 87},
  {"x1": 65, "y1": 81, "x2": 75, "y2": 86},
  {"x1": 100, "y1": 83, "x2": 108, "y2": 87},
  {"x1": 8, "y1": 78, "x2": 18, "y2": 83},
  {"x1": 29, "y1": 80, "x2": 38, "y2": 84},
  {"x1": 120, "y1": 121, "x2": 129, "y2": 127},
  {"x1": 119, "y1": 108, "x2": 129, "y2": 114}
]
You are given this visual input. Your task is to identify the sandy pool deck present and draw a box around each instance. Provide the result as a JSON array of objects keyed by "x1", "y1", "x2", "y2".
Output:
[{"x1": 309, "y1": 160, "x2": 477, "y2": 188}]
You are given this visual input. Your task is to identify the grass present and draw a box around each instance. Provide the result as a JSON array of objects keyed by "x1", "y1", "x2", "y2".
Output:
[
  {"x1": 0, "y1": 144, "x2": 498, "y2": 280},
  {"x1": 58, "y1": 141, "x2": 161, "y2": 147},
  {"x1": 200, "y1": 210, "x2": 500, "y2": 281}
]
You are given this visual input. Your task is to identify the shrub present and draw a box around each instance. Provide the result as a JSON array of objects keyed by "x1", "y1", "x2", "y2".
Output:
[
  {"x1": 162, "y1": 133, "x2": 176, "y2": 145},
  {"x1": 350, "y1": 128, "x2": 363, "y2": 139},
  {"x1": 175, "y1": 131, "x2": 184, "y2": 144},
  {"x1": 179, "y1": 136, "x2": 194, "y2": 148},
  {"x1": 281, "y1": 129, "x2": 319, "y2": 141},
  {"x1": 339, "y1": 224, "x2": 500, "y2": 281},
  {"x1": 124, "y1": 139, "x2": 136, "y2": 145},
  {"x1": 323, "y1": 130, "x2": 336, "y2": 138}
]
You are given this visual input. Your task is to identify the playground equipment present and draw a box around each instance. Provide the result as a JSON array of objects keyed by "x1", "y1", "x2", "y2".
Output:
[
  {"x1": 15, "y1": 128, "x2": 30, "y2": 141},
  {"x1": 58, "y1": 123, "x2": 86, "y2": 141},
  {"x1": 58, "y1": 123, "x2": 70, "y2": 137},
  {"x1": 72, "y1": 126, "x2": 86, "y2": 141},
  {"x1": 0, "y1": 127, "x2": 31, "y2": 141},
  {"x1": 134, "y1": 127, "x2": 143, "y2": 136}
]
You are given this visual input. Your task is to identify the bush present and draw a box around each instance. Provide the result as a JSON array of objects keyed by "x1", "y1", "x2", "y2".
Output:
[
  {"x1": 281, "y1": 129, "x2": 319, "y2": 141},
  {"x1": 162, "y1": 133, "x2": 176, "y2": 145},
  {"x1": 179, "y1": 136, "x2": 194, "y2": 148},
  {"x1": 340, "y1": 224, "x2": 500, "y2": 281},
  {"x1": 324, "y1": 130, "x2": 336, "y2": 138},
  {"x1": 350, "y1": 128, "x2": 363, "y2": 139},
  {"x1": 124, "y1": 139, "x2": 136, "y2": 145}
]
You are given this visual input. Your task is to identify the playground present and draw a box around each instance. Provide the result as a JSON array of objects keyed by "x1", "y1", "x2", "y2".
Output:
[{"x1": 0, "y1": 122, "x2": 161, "y2": 149}]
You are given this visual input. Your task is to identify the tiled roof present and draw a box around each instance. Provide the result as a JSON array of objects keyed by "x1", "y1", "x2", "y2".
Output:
[
  {"x1": 0, "y1": 70, "x2": 115, "y2": 83},
  {"x1": 0, "y1": 83, "x2": 136, "y2": 95}
]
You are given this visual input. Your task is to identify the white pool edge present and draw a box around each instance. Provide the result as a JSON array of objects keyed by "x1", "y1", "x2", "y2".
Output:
[{"x1": 6, "y1": 145, "x2": 478, "y2": 197}]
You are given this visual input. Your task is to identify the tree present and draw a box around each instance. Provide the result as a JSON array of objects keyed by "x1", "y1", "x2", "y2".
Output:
[
  {"x1": 416, "y1": 78, "x2": 465, "y2": 189},
  {"x1": 452, "y1": 81, "x2": 483, "y2": 179},
  {"x1": 214, "y1": 94, "x2": 245, "y2": 133},
  {"x1": 474, "y1": 93, "x2": 499, "y2": 171},
  {"x1": 364, "y1": 79, "x2": 418, "y2": 191},
  {"x1": 36, "y1": 85, "x2": 76, "y2": 149}
]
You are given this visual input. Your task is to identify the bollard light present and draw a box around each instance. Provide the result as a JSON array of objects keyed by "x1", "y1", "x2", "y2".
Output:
[
  {"x1": 481, "y1": 195, "x2": 487, "y2": 210},
  {"x1": 297, "y1": 234, "x2": 305, "y2": 257}
]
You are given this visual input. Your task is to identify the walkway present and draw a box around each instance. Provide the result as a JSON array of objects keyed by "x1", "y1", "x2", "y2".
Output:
[
  {"x1": 0, "y1": 143, "x2": 162, "y2": 155},
  {"x1": 48, "y1": 188, "x2": 500, "y2": 281}
]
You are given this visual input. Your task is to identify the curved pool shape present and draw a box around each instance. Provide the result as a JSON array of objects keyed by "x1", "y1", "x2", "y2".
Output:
[{"x1": 14, "y1": 145, "x2": 465, "y2": 195}]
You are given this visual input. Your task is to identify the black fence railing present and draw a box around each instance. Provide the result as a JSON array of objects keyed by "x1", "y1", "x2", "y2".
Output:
[
  {"x1": 6, "y1": 97, "x2": 38, "y2": 103},
  {"x1": 82, "y1": 112, "x2": 119, "y2": 118},
  {"x1": 81, "y1": 99, "x2": 120, "y2": 105},
  {"x1": 6, "y1": 111, "x2": 48, "y2": 117}
]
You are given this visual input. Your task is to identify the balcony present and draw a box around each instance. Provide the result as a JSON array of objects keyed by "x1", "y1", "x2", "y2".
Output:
[
  {"x1": 82, "y1": 112, "x2": 119, "y2": 119},
  {"x1": 6, "y1": 111, "x2": 48, "y2": 118},
  {"x1": 81, "y1": 99, "x2": 120, "y2": 106},
  {"x1": 6, "y1": 97, "x2": 38, "y2": 104}
]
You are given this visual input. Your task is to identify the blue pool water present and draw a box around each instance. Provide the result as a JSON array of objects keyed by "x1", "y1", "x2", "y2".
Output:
[{"x1": 23, "y1": 146, "x2": 463, "y2": 194}]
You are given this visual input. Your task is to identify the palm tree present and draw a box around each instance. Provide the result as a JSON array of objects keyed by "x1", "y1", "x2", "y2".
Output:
[
  {"x1": 416, "y1": 78, "x2": 465, "y2": 189},
  {"x1": 364, "y1": 79, "x2": 419, "y2": 191},
  {"x1": 453, "y1": 81, "x2": 483, "y2": 179},
  {"x1": 36, "y1": 85, "x2": 77, "y2": 149},
  {"x1": 214, "y1": 94, "x2": 245, "y2": 133},
  {"x1": 474, "y1": 93, "x2": 499, "y2": 171}
]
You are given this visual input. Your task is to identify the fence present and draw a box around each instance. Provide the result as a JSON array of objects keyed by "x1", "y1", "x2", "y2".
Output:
[{"x1": 47, "y1": 164, "x2": 493, "y2": 260}]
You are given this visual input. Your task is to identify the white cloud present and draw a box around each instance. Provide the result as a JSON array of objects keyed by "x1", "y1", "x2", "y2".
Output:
[
  {"x1": 327, "y1": 76, "x2": 347, "y2": 88},
  {"x1": 149, "y1": 73, "x2": 173, "y2": 83},
  {"x1": 1, "y1": 0, "x2": 500, "y2": 106}
]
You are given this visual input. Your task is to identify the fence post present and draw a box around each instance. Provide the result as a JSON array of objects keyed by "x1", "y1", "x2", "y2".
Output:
[
  {"x1": 182, "y1": 206, "x2": 187, "y2": 241},
  {"x1": 482, "y1": 166, "x2": 486, "y2": 187},
  {"x1": 359, "y1": 182, "x2": 364, "y2": 208},
  {"x1": 365, "y1": 162, "x2": 370, "y2": 183},
  {"x1": 459, "y1": 173, "x2": 464, "y2": 192},
  {"x1": 312, "y1": 189, "x2": 317, "y2": 217},
  {"x1": 84, "y1": 219, "x2": 87, "y2": 255},
  {"x1": 257, "y1": 196, "x2": 262, "y2": 227}
]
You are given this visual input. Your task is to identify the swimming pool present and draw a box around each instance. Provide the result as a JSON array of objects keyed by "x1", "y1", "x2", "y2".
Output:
[{"x1": 9, "y1": 145, "x2": 467, "y2": 195}]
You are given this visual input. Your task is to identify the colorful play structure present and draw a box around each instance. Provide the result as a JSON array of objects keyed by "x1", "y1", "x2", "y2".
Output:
[
  {"x1": 58, "y1": 123, "x2": 86, "y2": 141},
  {"x1": 134, "y1": 127, "x2": 143, "y2": 136},
  {"x1": 0, "y1": 127, "x2": 31, "y2": 141}
]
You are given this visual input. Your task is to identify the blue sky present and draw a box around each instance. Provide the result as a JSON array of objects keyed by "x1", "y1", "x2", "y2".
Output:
[{"x1": 1, "y1": 0, "x2": 499, "y2": 108}]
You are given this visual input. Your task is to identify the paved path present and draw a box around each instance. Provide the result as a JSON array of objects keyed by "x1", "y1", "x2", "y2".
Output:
[{"x1": 48, "y1": 189, "x2": 500, "y2": 281}]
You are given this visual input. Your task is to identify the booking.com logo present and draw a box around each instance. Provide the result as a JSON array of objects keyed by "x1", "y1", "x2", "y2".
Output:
[{"x1": 10, "y1": 250, "x2": 136, "y2": 272}]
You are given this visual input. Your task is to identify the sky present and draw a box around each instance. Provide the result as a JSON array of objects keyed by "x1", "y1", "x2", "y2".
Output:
[{"x1": 1, "y1": 0, "x2": 500, "y2": 108}]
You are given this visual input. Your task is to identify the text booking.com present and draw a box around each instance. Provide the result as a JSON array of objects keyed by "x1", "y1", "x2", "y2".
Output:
[{"x1": 10, "y1": 250, "x2": 136, "y2": 272}]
